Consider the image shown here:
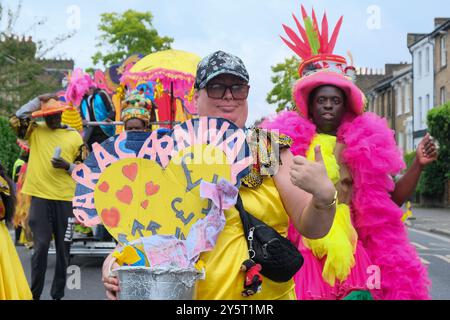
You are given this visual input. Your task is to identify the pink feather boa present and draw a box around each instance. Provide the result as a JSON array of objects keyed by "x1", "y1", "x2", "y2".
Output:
[
  {"x1": 65, "y1": 68, "x2": 95, "y2": 107},
  {"x1": 262, "y1": 111, "x2": 431, "y2": 300}
]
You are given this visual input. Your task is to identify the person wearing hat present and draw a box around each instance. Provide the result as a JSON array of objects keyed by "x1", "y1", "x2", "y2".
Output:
[
  {"x1": 10, "y1": 93, "x2": 86, "y2": 300},
  {"x1": 263, "y1": 7, "x2": 437, "y2": 300},
  {"x1": 102, "y1": 50, "x2": 338, "y2": 300},
  {"x1": 120, "y1": 90, "x2": 152, "y2": 132}
]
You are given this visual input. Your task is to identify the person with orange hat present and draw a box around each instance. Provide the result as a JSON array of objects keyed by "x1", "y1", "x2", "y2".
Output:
[
  {"x1": 10, "y1": 93, "x2": 87, "y2": 300},
  {"x1": 263, "y1": 6, "x2": 437, "y2": 300}
]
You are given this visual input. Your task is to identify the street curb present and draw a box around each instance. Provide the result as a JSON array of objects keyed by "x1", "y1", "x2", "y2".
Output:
[{"x1": 408, "y1": 225, "x2": 450, "y2": 238}]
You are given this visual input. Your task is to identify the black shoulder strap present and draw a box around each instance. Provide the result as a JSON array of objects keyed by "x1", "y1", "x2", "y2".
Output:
[{"x1": 235, "y1": 194, "x2": 251, "y2": 234}]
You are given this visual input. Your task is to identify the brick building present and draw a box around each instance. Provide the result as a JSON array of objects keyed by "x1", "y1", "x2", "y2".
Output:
[
  {"x1": 362, "y1": 63, "x2": 411, "y2": 131},
  {"x1": 392, "y1": 65, "x2": 414, "y2": 153},
  {"x1": 0, "y1": 35, "x2": 74, "y2": 115},
  {"x1": 431, "y1": 19, "x2": 450, "y2": 107}
]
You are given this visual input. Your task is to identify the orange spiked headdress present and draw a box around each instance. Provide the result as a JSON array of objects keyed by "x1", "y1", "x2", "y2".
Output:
[{"x1": 281, "y1": 5, "x2": 365, "y2": 117}]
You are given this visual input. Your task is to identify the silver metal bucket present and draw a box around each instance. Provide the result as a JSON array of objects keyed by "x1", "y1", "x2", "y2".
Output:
[{"x1": 113, "y1": 266, "x2": 204, "y2": 300}]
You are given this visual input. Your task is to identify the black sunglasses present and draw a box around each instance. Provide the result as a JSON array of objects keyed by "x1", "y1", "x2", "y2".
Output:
[{"x1": 205, "y1": 83, "x2": 250, "y2": 100}]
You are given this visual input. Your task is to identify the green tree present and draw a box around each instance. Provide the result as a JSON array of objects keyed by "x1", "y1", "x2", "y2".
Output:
[
  {"x1": 417, "y1": 103, "x2": 450, "y2": 199},
  {"x1": 403, "y1": 151, "x2": 416, "y2": 170},
  {"x1": 266, "y1": 56, "x2": 300, "y2": 112},
  {"x1": 92, "y1": 10, "x2": 173, "y2": 67},
  {"x1": 0, "y1": 36, "x2": 59, "y2": 115},
  {"x1": 0, "y1": 1, "x2": 75, "y2": 115},
  {"x1": 0, "y1": 1, "x2": 75, "y2": 175},
  {"x1": 0, "y1": 116, "x2": 20, "y2": 176}
]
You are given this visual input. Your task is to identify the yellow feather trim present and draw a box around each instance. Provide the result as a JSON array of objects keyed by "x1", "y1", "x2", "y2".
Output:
[{"x1": 302, "y1": 134, "x2": 358, "y2": 286}]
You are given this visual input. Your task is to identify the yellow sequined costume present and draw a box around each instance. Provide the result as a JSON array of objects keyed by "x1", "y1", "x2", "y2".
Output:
[{"x1": 302, "y1": 134, "x2": 358, "y2": 286}]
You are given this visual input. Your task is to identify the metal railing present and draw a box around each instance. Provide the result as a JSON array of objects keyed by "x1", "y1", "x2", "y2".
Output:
[{"x1": 84, "y1": 121, "x2": 181, "y2": 126}]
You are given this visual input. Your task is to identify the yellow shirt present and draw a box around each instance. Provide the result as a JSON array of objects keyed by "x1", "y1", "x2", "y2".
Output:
[
  {"x1": 22, "y1": 123, "x2": 83, "y2": 201},
  {"x1": 195, "y1": 178, "x2": 296, "y2": 300}
]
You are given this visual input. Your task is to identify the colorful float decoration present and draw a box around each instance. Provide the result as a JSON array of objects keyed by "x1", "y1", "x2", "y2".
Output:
[
  {"x1": 101, "y1": 54, "x2": 144, "y2": 94},
  {"x1": 55, "y1": 89, "x2": 84, "y2": 133},
  {"x1": 61, "y1": 50, "x2": 199, "y2": 138},
  {"x1": 63, "y1": 55, "x2": 143, "y2": 135},
  {"x1": 121, "y1": 49, "x2": 201, "y2": 129}
]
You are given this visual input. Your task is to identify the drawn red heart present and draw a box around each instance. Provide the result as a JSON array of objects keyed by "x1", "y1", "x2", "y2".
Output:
[
  {"x1": 98, "y1": 181, "x2": 109, "y2": 193},
  {"x1": 122, "y1": 163, "x2": 138, "y2": 182},
  {"x1": 141, "y1": 200, "x2": 149, "y2": 210},
  {"x1": 145, "y1": 182, "x2": 160, "y2": 197},
  {"x1": 116, "y1": 186, "x2": 133, "y2": 205},
  {"x1": 101, "y1": 207, "x2": 121, "y2": 228}
]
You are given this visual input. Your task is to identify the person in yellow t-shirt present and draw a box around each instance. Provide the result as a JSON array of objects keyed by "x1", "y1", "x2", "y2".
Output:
[
  {"x1": 10, "y1": 94, "x2": 86, "y2": 300},
  {"x1": 102, "y1": 51, "x2": 338, "y2": 300}
]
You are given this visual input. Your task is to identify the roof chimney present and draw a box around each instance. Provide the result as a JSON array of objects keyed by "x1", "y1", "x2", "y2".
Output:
[{"x1": 435, "y1": 17, "x2": 450, "y2": 28}]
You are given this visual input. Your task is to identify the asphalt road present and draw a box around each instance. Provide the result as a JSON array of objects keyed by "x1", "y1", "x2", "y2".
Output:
[
  {"x1": 14, "y1": 227, "x2": 450, "y2": 300},
  {"x1": 408, "y1": 228, "x2": 450, "y2": 300},
  {"x1": 16, "y1": 244, "x2": 107, "y2": 300}
]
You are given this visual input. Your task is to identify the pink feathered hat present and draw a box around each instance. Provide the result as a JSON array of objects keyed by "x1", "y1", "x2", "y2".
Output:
[
  {"x1": 281, "y1": 5, "x2": 366, "y2": 118},
  {"x1": 65, "y1": 68, "x2": 96, "y2": 107}
]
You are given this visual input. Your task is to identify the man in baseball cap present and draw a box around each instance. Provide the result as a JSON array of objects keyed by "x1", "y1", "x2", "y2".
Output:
[
  {"x1": 195, "y1": 50, "x2": 249, "y2": 90},
  {"x1": 194, "y1": 51, "x2": 250, "y2": 129}
]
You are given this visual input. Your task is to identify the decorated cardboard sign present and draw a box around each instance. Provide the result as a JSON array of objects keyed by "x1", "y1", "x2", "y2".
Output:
[{"x1": 73, "y1": 117, "x2": 252, "y2": 244}]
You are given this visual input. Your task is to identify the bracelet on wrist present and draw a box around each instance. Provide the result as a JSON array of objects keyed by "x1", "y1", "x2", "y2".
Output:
[{"x1": 313, "y1": 189, "x2": 338, "y2": 210}]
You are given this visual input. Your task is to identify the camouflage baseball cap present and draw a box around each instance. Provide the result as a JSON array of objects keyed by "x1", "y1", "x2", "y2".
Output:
[{"x1": 195, "y1": 51, "x2": 250, "y2": 89}]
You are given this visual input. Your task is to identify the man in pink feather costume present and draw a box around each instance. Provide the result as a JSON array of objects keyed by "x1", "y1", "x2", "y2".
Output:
[{"x1": 263, "y1": 6, "x2": 438, "y2": 300}]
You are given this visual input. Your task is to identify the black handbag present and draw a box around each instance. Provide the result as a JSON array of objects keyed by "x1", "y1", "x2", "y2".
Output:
[{"x1": 235, "y1": 195, "x2": 304, "y2": 283}]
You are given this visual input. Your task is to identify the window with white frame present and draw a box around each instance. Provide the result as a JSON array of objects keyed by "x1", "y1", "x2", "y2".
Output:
[
  {"x1": 422, "y1": 96, "x2": 428, "y2": 127},
  {"x1": 418, "y1": 97, "x2": 423, "y2": 128},
  {"x1": 418, "y1": 51, "x2": 423, "y2": 77},
  {"x1": 426, "y1": 94, "x2": 431, "y2": 117},
  {"x1": 405, "y1": 117, "x2": 413, "y2": 152},
  {"x1": 405, "y1": 83, "x2": 411, "y2": 113},
  {"x1": 398, "y1": 132, "x2": 405, "y2": 152},
  {"x1": 402, "y1": 85, "x2": 406, "y2": 114},
  {"x1": 426, "y1": 47, "x2": 430, "y2": 74},
  {"x1": 442, "y1": 35, "x2": 447, "y2": 68},
  {"x1": 396, "y1": 85, "x2": 402, "y2": 115}
]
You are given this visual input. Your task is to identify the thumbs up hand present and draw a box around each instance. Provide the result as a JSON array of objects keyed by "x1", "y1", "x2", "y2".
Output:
[{"x1": 290, "y1": 145, "x2": 336, "y2": 206}]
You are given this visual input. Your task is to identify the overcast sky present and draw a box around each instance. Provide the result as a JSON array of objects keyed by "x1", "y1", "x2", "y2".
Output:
[{"x1": 1, "y1": 0, "x2": 449, "y2": 124}]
